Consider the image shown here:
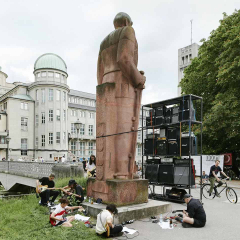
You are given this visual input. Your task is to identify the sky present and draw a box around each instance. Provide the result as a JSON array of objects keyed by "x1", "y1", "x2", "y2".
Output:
[{"x1": 1, "y1": 0, "x2": 240, "y2": 104}]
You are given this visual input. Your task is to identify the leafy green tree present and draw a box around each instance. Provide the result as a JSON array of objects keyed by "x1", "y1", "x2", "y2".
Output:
[{"x1": 180, "y1": 10, "x2": 240, "y2": 155}]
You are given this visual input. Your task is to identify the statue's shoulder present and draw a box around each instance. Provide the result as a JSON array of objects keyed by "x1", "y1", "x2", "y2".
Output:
[{"x1": 119, "y1": 26, "x2": 136, "y2": 42}]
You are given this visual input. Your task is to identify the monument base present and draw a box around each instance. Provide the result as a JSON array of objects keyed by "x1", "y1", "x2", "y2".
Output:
[
  {"x1": 82, "y1": 200, "x2": 171, "y2": 224},
  {"x1": 87, "y1": 178, "x2": 148, "y2": 206}
]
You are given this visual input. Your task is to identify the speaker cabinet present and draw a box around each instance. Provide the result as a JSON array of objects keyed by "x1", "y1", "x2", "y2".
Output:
[
  {"x1": 145, "y1": 164, "x2": 159, "y2": 183},
  {"x1": 180, "y1": 100, "x2": 190, "y2": 110},
  {"x1": 168, "y1": 141, "x2": 178, "y2": 155},
  {"x1": 156, "y1": 140, "x2": 167, "y2": 156},
  {"x1": 155, "y1": 106, "x2": 165, "y2": 116},
  {"x1": 181, "y1": 137, "x2": 197, "y2": 155},
  {"x1": 156, "y1": 116, "x2": 165, "y2": 126},
  {"x1": 165, "y1": 108, "x2": 172, "y2": 117},
  {"x1": 167, "y1": 128, "x2": 179, "y2": 140},
  {"x1": 179, "y1": 109, "x2": 195, "y2": 121},
  {"x1": 158, "y1": 164, "x2": 174, "y2": 185},
  {"x1": 171, "y1": 114, "x2": 179, "y2": 123},
  {"x1": 146, "y1": 158, "x2": 161, "y2": 164},
  {"x1": 146, "y1": 116, "x2": 155, "y2": 126},
  {"x1": 174, "y1": 166, "x2": 195, "y2": 185},
  {"x1": 144, "y1": 139, "x2": 156, "y2": 155},
  {"x1": 172, "y1": 107, "x2": 179, "y2": 115},
  {"x1": 165, "y1": 116, "x2": 171, "y2": 124}
]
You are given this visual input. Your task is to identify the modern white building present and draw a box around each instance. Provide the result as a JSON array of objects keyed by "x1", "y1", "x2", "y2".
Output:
[
  {"x1": 178, "y1": 43, "x2": 199, "y2": 96},
  {"x1": 0, "y1": 53, "x2": 146, "y2": 164}
]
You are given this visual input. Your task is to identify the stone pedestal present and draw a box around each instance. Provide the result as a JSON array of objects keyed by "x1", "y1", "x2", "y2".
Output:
[{"x1": 87, "y1": 178, "x2": 148, "y2": 206}]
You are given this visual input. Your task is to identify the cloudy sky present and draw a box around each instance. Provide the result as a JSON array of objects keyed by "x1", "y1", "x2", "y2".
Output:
[{"x1": 1, "y1": 0, "x2": 240, "y2": 104}]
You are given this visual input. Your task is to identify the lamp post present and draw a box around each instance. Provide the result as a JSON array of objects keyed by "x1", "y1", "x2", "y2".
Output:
[
  {"x1": 6, "y1": 136, "x2": 11, "y2": 161},
  {"x1": 75, "y1": 119, "x2": 81, "y2": 159}
]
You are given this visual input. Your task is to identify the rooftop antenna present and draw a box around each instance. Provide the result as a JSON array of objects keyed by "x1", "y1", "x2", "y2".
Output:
[{"x1": 190, "y1": 19, "x2": 193, "y2": 45}]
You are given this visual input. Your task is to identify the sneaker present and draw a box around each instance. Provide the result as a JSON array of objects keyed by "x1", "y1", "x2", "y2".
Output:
[
  {"x1": 209, "y1": 192, "x2": 211, "y2": 197},
  {"x1": 182, "y1": 222, "x2": 193, "y2": 228},
  {"x1": 47, "y1": 202, "x2": 52, "y2": 207},
  {"x1": 215, "y1": 192, "x2": 221, "y2": 198},
  {"x1": 175, "y1": 217, "x2": 183, "y2": 223}
]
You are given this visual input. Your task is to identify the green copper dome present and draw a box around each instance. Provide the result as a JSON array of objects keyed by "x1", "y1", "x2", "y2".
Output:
[{"x1": 34, "y1": 53, "x2": 67, "y2": 74}]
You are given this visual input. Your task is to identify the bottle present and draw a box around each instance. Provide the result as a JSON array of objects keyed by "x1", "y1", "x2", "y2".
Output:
[
  {"x1": 170, "y1": 219, "x2": 173, "y2": 228},
  {"x1": 91, "y1": 198, "x2": 93, "y2": 204},
  {"x1": 159, "y1": 214, "x2": 163, "y2": 223},
  {"x1": 89, "y1": 197, "x2": 91, "y2": 203}
]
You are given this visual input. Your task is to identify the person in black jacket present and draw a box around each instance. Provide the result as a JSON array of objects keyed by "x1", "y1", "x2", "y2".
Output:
[{"x1": 176, "y1": 194, "x2": 206, "y2": 228}]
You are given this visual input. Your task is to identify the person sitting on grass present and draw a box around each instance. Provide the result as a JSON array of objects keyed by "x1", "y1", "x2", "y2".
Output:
[
  {"x1": 50, "y1": 198, "x2": 85, "y2": 227},
  {"x1": 96, "y1": 204, "x2": 123, "y2": 237}
]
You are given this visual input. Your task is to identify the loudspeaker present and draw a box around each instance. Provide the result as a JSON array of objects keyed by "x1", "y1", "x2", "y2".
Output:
[
  {"x1": 147, "y1": 134, "x2": 160, "y2": 139},
  {"x1": 165, "y1": 116, "x2": 171, "y2": 124},
  {"x1": 145, "y1": 164, "x2": 159, "y2": 183},
  {"x1": 168, "y1": 141, "x2": 178, "y2": 155},
  {"x1": 165, "y1": 108, "x2": 172, "y2": 117},
  {"x1": 181, "y1": 137, "x2": 197, "y2": 155},
  {"x1": 179, "y1": 109, "x2": 196, "y2": 121},
  {"x1": 156, "y1": 116, "x2": 165, "y2": 126},
  {"x1": 171, "y1": 114, "x2": 179, "y2": 123},
  {"x1": 144, "y1": 139, "x2": 156, "y2": 155},
  {"x1": 155, "y1": 106, "x2": 165, "y2": 116},
  {"x1": 156, "y1": 140, "x2": 167, "y2": 156},
  {"x1": 174, "y1": 166, "x2": 195, "y2": 185},
  {"x1": 158, "y1": 164, "x2": 174, "y2": 185},
  {"x1": 180, "y1": 100, "x2": 190, "y2": 110},
  {"x1": 146, "y1": 158, "x2": 161, "y2": 164},
  {"x1": 160, "y1": 128, "x2": 166, "y2": 137},
  {"x1": 167, "y1": 128, "x2": 179, "y2": 140},
  {"x1": 146, "y1": 116, "x2": 155, "y2": 126},
  {"x1": 168, "y1": 188, "x2": 187, "y2": 200},
  {"x1": 172, "y1": 107, "x2": 179, "y2": 115}
]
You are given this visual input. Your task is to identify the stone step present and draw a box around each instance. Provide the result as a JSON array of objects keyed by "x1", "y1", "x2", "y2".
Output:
[{"x1": 82, "y1": 199, "x2": 171, "y2": 224}]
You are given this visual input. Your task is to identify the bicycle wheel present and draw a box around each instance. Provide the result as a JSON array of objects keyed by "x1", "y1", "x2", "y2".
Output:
[
  {"x1": 226, "y1": 187, "x2": 238, "y2": 204},
  {"x1": 202, "y1": 184, "x2": 215, "y2": 200}
]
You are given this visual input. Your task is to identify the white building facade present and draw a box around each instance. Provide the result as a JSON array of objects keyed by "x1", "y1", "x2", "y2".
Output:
[{"x1": 0, "y1": 53, "x2": 145, "y2": 163}]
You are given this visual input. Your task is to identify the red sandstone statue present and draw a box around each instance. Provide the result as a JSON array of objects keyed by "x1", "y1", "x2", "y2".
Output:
[{"x1": 96, "y1": 12, "x2": 146, "y2": 180}]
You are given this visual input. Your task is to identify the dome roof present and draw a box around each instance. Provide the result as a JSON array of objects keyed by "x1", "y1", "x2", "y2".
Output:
[{"x1": 34, "y1": 53, "x2": 67, "y2": 74}]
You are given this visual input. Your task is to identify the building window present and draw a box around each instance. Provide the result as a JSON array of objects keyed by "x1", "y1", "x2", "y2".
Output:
[
  {"x1": 55, "y1": 73, "x2": 60, "y2": 78},
  {"x1": 182, "y1": 57, "x2": 184, "y2": 65},
  {"x1": 89, "y1": 125, "x2": 93, "y2": 136},
  {"x1": 21, "y1": 102, "x2": 28, "y2": 110},
  {"x1": 21, "y1": 117, "x2": 28, "y2": 131},
  {"x1": 79, "y1": 98, "x2": 83, "y2": 104},
  {"x1": 63, "y1": 110, "x2": 66, "y2": 121},
  {"x1": 36, "y1": 137, "x2": 38, "y2": 147},
  {"x1": 56, "y1": 132, "x2": 60, "y2": 143},
  {"x1": 71, "y1": 123, "x2": 76, "y2": 134},
  {"x1": 137, "y1": 144, "x2": 141, "y2": 156},
  {"x1": 36, "y1": 90, "x2": 39, "y2": 101},
  {"x1": 49, "y1": 89, "x2": 53, "y2": 101},
  {"x1": 50, "y1": 154, "x2": 52, "y2": 159},
  {"x1": 138, "y1": 131, "x2": 141, "y2": 140},
  {"x1": 80, "y1": 124, "x2": 85, "y2": 135},
  {"x1": 69, "y1": 97, "x2": 71, "y2": 103},
  {"x1": 90, "y1": 112, "x2": 94, "y2": 119},
  {"x1": 79, "y1": 111, "x2": 86, "y2": 118},
  {"x1": 189, "y1": 54, "x2": 192, "y2": 60},
  {"x1": 71, "y1": 140, "x2": 76, "y2": 155},
  {"x1": 42, "y1": 112, "x2": 45, "y2": 124},
  {"x1": 49, "y1": 110, "x2": 53, "y2": 122},
  {"x1": 41, "y1": 89, "x2": 45, "y2": 103},
  {"x1": 89, "y1": 142, "x2": 93, "y2": 155},
  {"x1": 48, "y1": 72, "x2": 54, "y2": 77},
  {"x1": 21, "y1": 139, "x2": 27, "y2": 155},
  {"x1": 56, "y1": 109, "x2": 60, "y2": 121},
  {"x1": 37, "y1": 73, "x2": 41, "y2": 78},
  {"x1": 80, "y1": 142, "x2": 85, "y2": 155},
  {"x1": 49, "y1": 133, "x2": 53, "y2": 145},
  {"x1": 42, "y1": 135, "x2": 45, "y2": 147},
  {"x1": 56, "y1": 90, "x2": 60, "y2": 101},
  {"x1": 36, "y1": 115, "x2": 39, "y2": 125},
  {"x1": 63, "y1": 132, "x2": 66, "y2": 142},
  {"x1": 41, "y1": 72, "x2": 46, "y2": 77},
  {"x1": 3, "y1": 102, "x2": 7, "y2": 110},
  {"x1": 63, "y1": 92, "x2": 66, "y2": 101}
]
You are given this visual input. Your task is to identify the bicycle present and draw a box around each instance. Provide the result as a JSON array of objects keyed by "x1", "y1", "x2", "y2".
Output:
[{"x1": 202, "y1": 178, "x2": 238, "y2": 204}]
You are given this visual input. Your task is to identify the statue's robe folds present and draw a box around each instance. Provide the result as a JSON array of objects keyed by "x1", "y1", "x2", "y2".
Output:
[{"x1": 96, "y1": 26, "x2": 145, "y2": 180}]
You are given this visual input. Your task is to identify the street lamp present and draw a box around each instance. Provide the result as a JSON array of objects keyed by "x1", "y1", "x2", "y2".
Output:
[
  {"x1": 75, "y1": 119, "x2": 82, "y2": 160},
  {"x1": 6, "y1": 136, "x2": 11, "y2": 161}
]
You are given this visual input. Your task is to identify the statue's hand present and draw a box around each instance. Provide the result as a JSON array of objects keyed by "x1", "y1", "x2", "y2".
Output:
[
  {"x1": 139, "y1": 70, "x2": 145, "y2": 75},
  {"x1": 137, "y1": 75, "x2": 146, "y2": 89}
]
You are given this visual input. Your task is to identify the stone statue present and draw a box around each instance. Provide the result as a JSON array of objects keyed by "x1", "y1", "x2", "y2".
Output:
[{"x1": 96, "y1": 12, "x2": 146, "y2": 180}]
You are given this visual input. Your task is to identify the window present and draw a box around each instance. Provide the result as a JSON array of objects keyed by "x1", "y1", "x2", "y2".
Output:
[
  {"x1": 80, "y1": 124, "x2": 85, "y2": 135},
  {"x1": 37, "y1": 73, "x2": 41, "y2": 78},
  {"x1": 74, "y1": 98, "x2": 77, "y2": 104},
  {"x1": 4, "y1": 102, "x2": 7, "y2": 110},
  {"x1": 137, "y1": 131, "x2": 141, "y2": 140},
  {"x1": 56, "y1": 132, "x2": 60, "y2": 143},
  {"x1": 41, "y1": 89, "x2": 45, "y2": 103},
  {"x1": 48, "y1": 72, "x2": 53, "y2": 77},
  {"x1": 71, "y1": 123, "x2": 76, "y2": 134},
  {"x1": 69, "y1": 97, "x2": 71, "y2": 103},
  {"x1": 63, "y1": 132, "x2": 66, "y2": 142},
  {"x1": 63, "y1": 110, "x2": 66, "y2": 121},
  {"x1": 21, "y1": 117, "x2": 28, "y2": 131},
  {"x1": 56, "y1": 90, "x2": 60, "y2": 101},
  {"x1": 137, "y1": 144, "x2": 141, "y2": 156},
  {"x1": 36, "y1": 137, "x2": 38, "y2": 147},
  {"x1": 42, "y1": 112, "x2": 45, "y2": 124},
  {"x1": 36, "y1": 90, "x2": 39, "y2": 101},
  {"x1": 49, "y1": 110, "x2": 53, "y2": 122},
  {"x1": 63, "y1": 92, "x2": 66, "y2": 101},
  {"x1": 50, "y1": 154, "x2": 52, "y2": 159},
  {"x1": 79, "y1": 111, "x2": 86, "y2": 118},
  {"x1": 42, "y1": 72, "x2": 46, "y2": 77},
  {"x1": 56, "y1": 109, "x2": 60, "y2": 121},
  {"x1": 55, "y1": 73, "x2": 60, "y2": 78},
  {"x1": 21, "y1": 139, "x2": 27, "y2": 155},
  {"x1": 79, "y1": 98, "x2": 83, "y2": 105},
  {"x1": 189, "y1": 54, "x2": 192, "y2": 60},
  {"x1": 36, "y1": 115, "x2": 39, "y2": 125},
  {"x1": 89, "y1": 142, "x2": 93, "y2": 155},
  {"x1": 0, "y1": 136, "x2": 6, "y2": 144},
  {"x1": 42, "y1": 135, "x2": 45, "y2": 147},
  {"x1": 90, "y1": 112, "x2": 94, "y2": 119},
  {"x1": 49, "y1": 89, "x2": 53, "y2": 101},
  {"x1": 71, "y1": 140, "x2": 76, "y2": 155},
  {"x1": 182, "y1": 56, "x2": 184, "y2": 65},
  {"x1": 49, "y1": 133, "x2": 53, "y2": 144},
  {"x1": 80, "y1": 142, "x2": 85, "y2": 155},
  {"x1": 89, "y1": 125, "x2": 93, "y2": 136},
  {"x1": 21, "y1": 102, "x2": 28, "y2": 110}
]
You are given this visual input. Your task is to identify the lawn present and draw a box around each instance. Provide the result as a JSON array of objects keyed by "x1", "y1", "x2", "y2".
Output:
[{"x1": 0, "y1": 177, "x2": 103, "y2": 240}]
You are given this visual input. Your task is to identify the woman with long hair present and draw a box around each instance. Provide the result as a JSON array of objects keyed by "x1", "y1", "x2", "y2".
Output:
[{"x1": 87, "y1": 155, "x2": 96, "y2": 177}]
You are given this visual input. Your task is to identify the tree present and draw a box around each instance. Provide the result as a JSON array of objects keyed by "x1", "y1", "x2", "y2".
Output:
[{"x1": 180, "y1": 10, "x2": 240, "y2": 155}]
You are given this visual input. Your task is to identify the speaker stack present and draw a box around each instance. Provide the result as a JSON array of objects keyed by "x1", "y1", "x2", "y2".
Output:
[{"x1": 158, "y1": 158, "x2": 174, "y2": 185}]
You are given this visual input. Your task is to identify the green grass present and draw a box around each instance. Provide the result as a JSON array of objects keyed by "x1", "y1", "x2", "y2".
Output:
[{"x1": 0, "y1": 177, "x2": 103, "y2": 240}]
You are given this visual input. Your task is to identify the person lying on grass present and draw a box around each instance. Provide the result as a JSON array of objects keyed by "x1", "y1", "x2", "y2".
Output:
[{"x1": 50, "y1": 198, "x2": 85, "y2": 227}]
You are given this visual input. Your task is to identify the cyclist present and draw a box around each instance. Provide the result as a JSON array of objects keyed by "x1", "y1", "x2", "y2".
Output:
[{"x1": 209, "y1": 160, "x2": 229, "y2": 197}]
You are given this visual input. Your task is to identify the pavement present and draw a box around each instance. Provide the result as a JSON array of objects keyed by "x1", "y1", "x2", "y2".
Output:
[{"x1": 113, "y1": 180, "x2": 240, "y2": 240}]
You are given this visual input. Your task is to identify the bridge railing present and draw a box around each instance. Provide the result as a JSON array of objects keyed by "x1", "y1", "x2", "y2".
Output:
[{"x1": 0, "y1": 161, "x2": 56, "y2": 179}]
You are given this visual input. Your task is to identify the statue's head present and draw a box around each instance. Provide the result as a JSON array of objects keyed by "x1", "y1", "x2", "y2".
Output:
[{"x1": 113, "y1": 12, "x2": 133, "y2": 29}]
